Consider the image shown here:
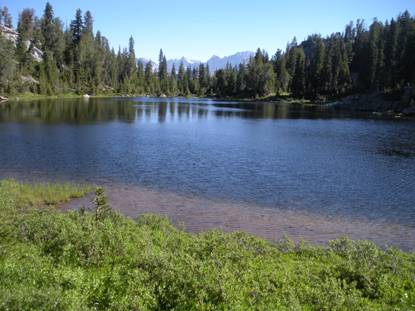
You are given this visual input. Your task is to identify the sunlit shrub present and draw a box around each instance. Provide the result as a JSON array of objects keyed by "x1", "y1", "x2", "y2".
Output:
[{"x1": 1, "y1": 180, "x2": 414, "y2": 310}]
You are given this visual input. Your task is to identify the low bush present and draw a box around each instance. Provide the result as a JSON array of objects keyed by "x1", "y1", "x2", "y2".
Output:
[{"x1": 0, "y1": 180, "x2": 414, "y2": 310}]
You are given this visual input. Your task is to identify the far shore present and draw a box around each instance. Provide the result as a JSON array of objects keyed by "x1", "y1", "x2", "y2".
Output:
[{"x1": 3, "y1": 91, "x2": 415, "y2": 118}]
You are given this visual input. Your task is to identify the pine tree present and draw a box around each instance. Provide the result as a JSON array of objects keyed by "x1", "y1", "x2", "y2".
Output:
[
  {"x1": 0, "y1": 35, "x2": 16, "y2": 93},
  {"x1": 350, "y1": 19, "x2": 369, "y2": 91},
  {"x1": 170, "y1": 64, "x2": 178, "y2": 95},
  {"x1": 137, "y1": 60, "x2": 145, "y2": 94},
  {"x1": 93, "y1": 187, "x2": 112, "y2": 222},
  {"x1": 384, "y1": 18, "x2": 399, "y2": 89},
  {"x1": 322, "y1": 41, "x2": 333, "y2": 94},
  {"x1": 40, "y1": 3, "x2": 65, "y2": 75},
  {"x1": 263, "y1": 62, "x2": 276, "y2": 96},
  {"x1": 144, "y1": 61, "x2": 154, "y2": 94},
  {"x1": 109, "y1": 48, "x2": 119, "y2": 90},
  {"x1": 2, "y1": 4, "x2": 415, "y2": 101},
  {"x1": 273, "y1": 50, "x2": 289, "y2": 94},
  {"x1": 0, "y1": 6, "x2": 13, "y2": 28},
  {"x1": 178, "y1": 62, "x2": 187, "y2": 95},
  {"x1": 16, "y1": 9, "x2": 35, "y2": 74},
  {"x1": 307, "y1": 36, "x2": 325, "y2": 97},
  {"x1": 83, "y1": 11, "x2": 93, "y2": 36},
  {"x1": 185, "y1": 66, "x2": 193, "y2": 95},
  {"x1": 344, "y1": 22, "x2": 355, "y2": 65},
  {"x1": 158, "y1": 49, "x2": 168, "y2": 94},
  {"x1": 236, "y1": 63, "x2": 247, "y2": 95},
  {"x1": 95, "y1": 32, "x2": 104, "y2": 80},
  {"x1": 286, "y1": 38, "x2": 298, "y2": 79},
  {"x1": 70, "y1": 9, "x2": 84, "y2": 91},
  {"x1": 70, "y1": 9, "x2": 83, "y2": 46},
  {"x1": 397, "y1": 11, "x2": 415, "y2": 86},
  {"x1": 79, "y1": 24, "x2": 95, "y2": 93},
  {"x1": 368, "y1": 20, "x2": 382, "y2": 90},
  {"x1": 214, "y1": 69, "x2": 226, "y2": 97},
  {"x1": 198, "y1": 63, "x2": 210, "y2": 96},
  {"x1": 115, "y1": 35, "x2": 138, "y2": 94},
  {"x1": 291, "y1": 48, "x2": 306, "y2": 98}
]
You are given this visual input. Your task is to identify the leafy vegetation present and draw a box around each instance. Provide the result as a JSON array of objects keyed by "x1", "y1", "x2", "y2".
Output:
[
  {"x1": 1, "y1": 4, "x2": 415, "y2": 100},
  {"x1": 0, "y1": 179, "x2": 414, "y2": 310}
]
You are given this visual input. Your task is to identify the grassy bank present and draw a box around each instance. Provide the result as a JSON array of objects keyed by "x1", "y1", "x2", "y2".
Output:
[
  {"x1": 4, "y1": 92, "x2": 314, "y2": 105},
  {"x1": 6, "y1": 92, "x2": 82, "y2": 101},
  {"x1": 6, "y1": 92, "x2": 122, "y2": 102},
  {"x1": 0, "y1": 179, "x2": 414, "y2": 310}
]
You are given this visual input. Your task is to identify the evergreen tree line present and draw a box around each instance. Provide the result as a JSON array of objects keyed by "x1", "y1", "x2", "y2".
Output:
[{"x1": 0, "y1": 3, "x2": 414, "y2": 99}]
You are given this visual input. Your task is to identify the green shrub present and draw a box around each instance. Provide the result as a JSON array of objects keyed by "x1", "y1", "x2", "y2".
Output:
[{"x1": 0, "y1": 179, "x2": 414, "y2": 310}]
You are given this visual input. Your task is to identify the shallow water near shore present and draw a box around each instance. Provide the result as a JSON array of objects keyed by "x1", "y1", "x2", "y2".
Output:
[{"x1": 1, "y1": 97, "x2": 414, "y2": 249}]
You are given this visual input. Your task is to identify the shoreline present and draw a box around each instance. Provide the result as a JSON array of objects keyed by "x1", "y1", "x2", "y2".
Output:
[
  {"x1": 3, "y1": 92, "x2": 415, "y2": 120},
  {"x1": 5, "y1": 93, "x2": 117, "y2": 102},
  {"x1": 63, "y1": 182, "x2": 415, "y2": 251},
  {"x1": 2, "y1": 179, "x2": 414, "y2": 309},
  {"x1": 1, "y1": 176, "x2": 414, "y2": 251},
  {"x1": 1, "y1": 172, "x2": 413, "y2": 251}
]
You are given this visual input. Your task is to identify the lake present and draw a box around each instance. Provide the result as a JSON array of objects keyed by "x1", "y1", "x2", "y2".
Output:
[{"x1": 1, "y1": 97, "x2": 414, "y2": 249}]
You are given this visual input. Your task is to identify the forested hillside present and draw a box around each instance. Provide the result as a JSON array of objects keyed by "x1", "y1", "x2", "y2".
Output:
[{"x1": 0, "y1": 3, "x2": 414, "y2": 99}]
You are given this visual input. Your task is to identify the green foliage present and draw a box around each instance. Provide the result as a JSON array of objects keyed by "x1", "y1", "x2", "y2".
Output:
[
  {"x1": 16, "y1": 9, "x2": 35, "y2": 74},
  {"x1": 2, "y1": 4, "x2": 415, "y2": 99},
  {"x1": 0, "y1": 180, "x2": 414, "y2": 310},
  {"x1": 93, "y1": 187, "x2": 112, "y2": 221},
  {"x1": 0, "y1": 6, "x2": 13, "y2": 28},
  {"x1": 0, "y1": 179, "x2": 91, "y2": 209},
  {"x1": 291, "y1": 47, "x2": 306, "y2": 98},
  {"x1": 0, "y1": 35, "x2": 16, "y2": 93}
]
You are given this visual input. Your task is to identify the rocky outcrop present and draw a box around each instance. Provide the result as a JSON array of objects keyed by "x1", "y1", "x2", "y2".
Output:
[
  {"x1": 329, "y1": 90, "x2": 415, "y2": 117},
  {"x1": 0, "y1": 96, "x2": 8, "y2": 103},
  {"x1": 402, "y1": 105, "x2": 415, "y2": 116},
  {"x1": 30, "y1": 45, "x2": 43, "y2": 62},
  {"x1": 0, "y1": 24, "x2": 18, "y2": 43},
  {"x1": 401, "y1": 85, "x2": 415, "y2": 106},
  {"x1": 0, "y1": 24, "x2": 43, "y2": 62},
  {"x1": 21, "y1": 75, "x2": 39, "y2": 85}
]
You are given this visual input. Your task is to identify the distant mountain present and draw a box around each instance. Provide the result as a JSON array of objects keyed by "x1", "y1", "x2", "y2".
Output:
[
  {"x1": 207, "y1": 51, "x2": 254, "y2": 72},
  {"x1": 137, "y1": 58, "x2": 158, "y2": 72},
  {"x1": 138, "y1": 51, "x2": 255, "y2": 74},
  {"x1": 167, "y1": 57, "x2": 201, "y2": 73}
]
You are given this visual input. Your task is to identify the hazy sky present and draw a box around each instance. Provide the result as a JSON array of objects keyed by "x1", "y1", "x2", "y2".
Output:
[{"x1": 4, "y1": 0, "x2": 415, "y2": 61}]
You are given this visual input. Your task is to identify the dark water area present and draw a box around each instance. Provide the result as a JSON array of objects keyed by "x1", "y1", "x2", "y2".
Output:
[{"x1": 1, "y1": 97, "x2": 414, "y2": 249}]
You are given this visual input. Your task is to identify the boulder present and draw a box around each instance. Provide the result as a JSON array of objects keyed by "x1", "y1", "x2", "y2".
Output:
[
  {"x1": 402, "y1": 107, "x2": 415, "y2": 116},
  {"x1": 402, "y1": 85, "x2": 414, "y2": 105}
]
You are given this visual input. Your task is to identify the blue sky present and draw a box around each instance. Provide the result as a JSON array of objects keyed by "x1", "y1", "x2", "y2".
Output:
[{"x1": 4, "y1": 0, "x2": 415, "y2": 61}]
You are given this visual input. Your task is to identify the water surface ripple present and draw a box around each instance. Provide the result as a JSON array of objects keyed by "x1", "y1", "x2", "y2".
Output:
[{"x1": 0, "y1": 97, "x2": 414, "y2": 249}]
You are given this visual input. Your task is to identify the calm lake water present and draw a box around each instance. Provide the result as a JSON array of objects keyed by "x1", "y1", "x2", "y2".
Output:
[{"x1": 1, "y1": 97, "x2": 415, "y2": 249}]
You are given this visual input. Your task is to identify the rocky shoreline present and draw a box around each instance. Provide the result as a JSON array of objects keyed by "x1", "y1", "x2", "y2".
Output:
[{"x1": 327, "y1": 88, "x2": 415, "y2": 118}]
